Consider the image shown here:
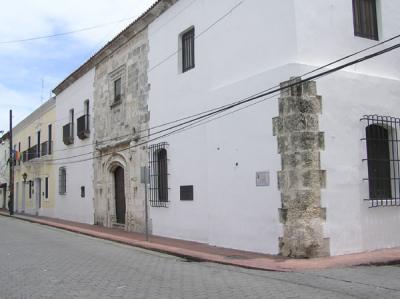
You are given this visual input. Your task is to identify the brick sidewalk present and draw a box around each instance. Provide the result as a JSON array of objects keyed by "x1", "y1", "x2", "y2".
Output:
[{"x1": 1, "y1": 211, "x2": 399, "y2": 272}]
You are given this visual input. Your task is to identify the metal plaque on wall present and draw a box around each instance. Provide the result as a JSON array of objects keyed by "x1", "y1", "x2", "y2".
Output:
[{"x1": 256, "y1": 171, "x2": 270, "y2": 187}]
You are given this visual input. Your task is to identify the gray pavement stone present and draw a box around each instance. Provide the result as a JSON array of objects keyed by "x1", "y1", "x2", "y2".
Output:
[{"x1": 0, "y1": 216, "x2": 399, "y2": 299}]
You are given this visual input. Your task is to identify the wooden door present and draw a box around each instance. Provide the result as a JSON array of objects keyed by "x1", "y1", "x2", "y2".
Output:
[{"x1": 114, "y1": 166, "x2": 126, "y2": 224}]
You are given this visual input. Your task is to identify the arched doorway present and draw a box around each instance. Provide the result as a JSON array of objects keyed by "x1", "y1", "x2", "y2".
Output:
[{"x1": 114, "y1": 166, "x2": 126, "y2": 224}]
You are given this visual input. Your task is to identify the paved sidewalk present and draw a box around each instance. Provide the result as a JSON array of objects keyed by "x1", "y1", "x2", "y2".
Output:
[{"x1": 1, "y1": 210, "x2": 399, "y2": 272}]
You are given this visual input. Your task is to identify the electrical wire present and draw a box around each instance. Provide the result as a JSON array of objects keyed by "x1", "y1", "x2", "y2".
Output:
[
  {"x1": 28, "y1": 41, "x2": 400, "y2": 165},
  {"x1": 35, "y1": 32, "x2": 400, "y2": 155},
  {"x1": 0, "y1": 17, "x2": 138, "y2": 45}
]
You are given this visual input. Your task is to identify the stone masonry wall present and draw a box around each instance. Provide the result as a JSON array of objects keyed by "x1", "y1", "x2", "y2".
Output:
[
  {"x1": 93, "y1": 28, "x2": 150, "y2": 233},
  {"x1": 273, "y1": 77, "x2": 329, "y2": 258}
]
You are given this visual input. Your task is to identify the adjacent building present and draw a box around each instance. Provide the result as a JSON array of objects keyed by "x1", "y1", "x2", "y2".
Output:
[
  {"x1": 0, "y1": 133, "x2": 9, "y2": 209},
  {"x1": 13, "y1": 98, "x2": 56, "y2": 216},
  {"x1": 52, "y1": 68, "x2": 95, "y2": 224}
]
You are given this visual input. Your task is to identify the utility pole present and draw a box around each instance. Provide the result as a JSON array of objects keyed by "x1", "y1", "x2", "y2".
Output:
[{"x1": 9, "y1": 110, "x2": 14, "y2": 215}]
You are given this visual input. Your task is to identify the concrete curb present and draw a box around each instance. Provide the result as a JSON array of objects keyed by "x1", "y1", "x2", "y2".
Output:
[{"x1": 2, "y1": 212, "x2": 400, "y2": 272}]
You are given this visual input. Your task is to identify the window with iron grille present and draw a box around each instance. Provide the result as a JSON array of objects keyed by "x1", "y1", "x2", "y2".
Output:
[
  {"x1": 181, "y1": 28, "x2": 195, "y2": 73},
  {"x1": 59, "y1": 167, "x2": 66, "y2": 195},
  {"x1": 361, "y1": 115, "x2": 400, "y2": 207},
  {"x1": 149, "y1": 142, "x2": 169, "y2": 207},
  {"x1": 352, "y1": 0, "x2": 379, "y2": 40}
]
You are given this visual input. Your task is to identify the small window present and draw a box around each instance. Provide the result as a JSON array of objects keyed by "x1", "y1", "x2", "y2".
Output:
[
  {"x1": 45, "y1": 177, "x2": 48, "y2": 199},
  {"x1": 48, "y1": 124, "x2": 52, "y2": 155},
  {"x1": 59, "y1": 167, "x2": 66, "y2": 195},
  {"x1": 352, "y1": 0, "x2": 379, "y2": 40},
  {"x1": 114, "y1": 78, "x2": 122, "y2": 102},
  {"x1": 181, "y1": 28, "x2": 195, "y2": 73},
  {"x1": 81, "y1": 186, "x2": 85, "y2": 198},
  {"x1": 37, "y1": 130, "x2": 41, "y2": 158}
]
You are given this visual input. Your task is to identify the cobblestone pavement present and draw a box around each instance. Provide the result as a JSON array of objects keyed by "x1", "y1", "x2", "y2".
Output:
[{"x1": 0, "y1": 216, "x2": 399, "y2": 299}]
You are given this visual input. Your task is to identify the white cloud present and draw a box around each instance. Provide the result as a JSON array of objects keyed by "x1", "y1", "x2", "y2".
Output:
[
  {"x1": 0, "y1": 0, "x2": 156, "y2": 130},
  {"x1": 0, "y1": 83, "x2": 42, "y2": 131}
]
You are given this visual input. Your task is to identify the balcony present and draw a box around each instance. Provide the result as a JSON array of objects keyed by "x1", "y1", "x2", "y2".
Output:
[
  {"x1": 28, "y1": 145, "x2": 38, "y2": 160},
  {"x1": 63, "y1": 123, "x2": 74, "y2": 145},
  {"x1": 41, "y1": 141, "x2": 53, "y2": 156},
  {"x1": 77, "y1": 114, "x2": 90, "y2": 140},
  {"x1": 22, "y1": 150, "x2": 28, "y2": 162}
]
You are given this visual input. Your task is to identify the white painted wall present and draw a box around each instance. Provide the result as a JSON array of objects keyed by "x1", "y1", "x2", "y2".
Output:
[
  {"x1": 54, "y1": 69, "x2": 95, "y2": 224},
  {"x1": 148, "y1": 0, "x2": 298, "y2": 254},
  {"x1": 148, "y1": 0, "x2": 400, "y2": 255}
]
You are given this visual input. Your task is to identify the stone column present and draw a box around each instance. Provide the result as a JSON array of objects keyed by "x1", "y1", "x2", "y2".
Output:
[{"x1": 273, "y1": 77, "x2": 329, "y2": 258}]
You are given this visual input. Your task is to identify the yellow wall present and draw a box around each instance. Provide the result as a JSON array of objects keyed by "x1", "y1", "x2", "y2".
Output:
[{"x1": 13, "y1": 100, "x2": 56, "y2": 216}]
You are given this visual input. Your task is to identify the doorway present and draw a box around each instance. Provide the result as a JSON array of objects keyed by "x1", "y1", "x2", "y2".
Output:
[
  {"x1": 114, "y1": 166, "x2": 126, "y2": 224},
  {"x1": 35, "y1": 178, "x2": 41, "y2": 215}
]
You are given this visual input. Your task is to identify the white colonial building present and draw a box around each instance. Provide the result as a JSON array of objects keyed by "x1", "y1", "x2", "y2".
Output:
[
  {"x1": 146, "y1": 0, "x2": 400, "y2": 257},
  {"x1": 52, "y1": 69, "x2": 95, "y2": 224},
  {"x1": 46, "y1": 0, "x2": 400, "y2": 258}
]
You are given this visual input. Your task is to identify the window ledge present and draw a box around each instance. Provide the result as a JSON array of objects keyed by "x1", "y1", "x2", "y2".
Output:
[{"x1": 110, "y1": 99, "x2": 122, "y2": 109}]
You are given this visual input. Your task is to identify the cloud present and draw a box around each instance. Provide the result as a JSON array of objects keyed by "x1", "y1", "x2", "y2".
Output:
[{"x1": 0, "y1": 0, "x2": 155, "y2": 130}]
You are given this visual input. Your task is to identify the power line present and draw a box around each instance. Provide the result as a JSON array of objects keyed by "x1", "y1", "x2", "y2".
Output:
[
  {"x1": 0, "y1": 17, "x2": 137, "y2": 45},
  {"x1": 30, "y1": 41, "x2": 400, "y2": 165},
  {"x1": 40, "y1": 32, "x2": 400, "y2": 155}
]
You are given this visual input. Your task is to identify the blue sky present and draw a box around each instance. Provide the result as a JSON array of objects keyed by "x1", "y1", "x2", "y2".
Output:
[{"x1": 0, "y1": 0, "x2": 155, "y2": 133}]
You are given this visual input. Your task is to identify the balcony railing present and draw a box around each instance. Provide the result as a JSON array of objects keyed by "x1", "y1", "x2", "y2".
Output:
[
  {"x1": 41, "y1": 141, "x2": 48, "y2": 156},
  {"x1": 77, "y1": 114, "x2": 90, "y2": 140},
  {"x1": 63, "y1": 123, "x2": 74, "y2": 145},
  {"x1": 28, "y1": 145, "x2": 38, "y2": 160},
  {"x1": 22, "y1": 150, "x2": 28, "y2": 162}
]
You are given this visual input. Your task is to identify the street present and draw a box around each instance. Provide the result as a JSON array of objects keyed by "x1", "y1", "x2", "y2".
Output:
[{"x1": 0, "y1": 216, "x2": 399, "y2": 299}]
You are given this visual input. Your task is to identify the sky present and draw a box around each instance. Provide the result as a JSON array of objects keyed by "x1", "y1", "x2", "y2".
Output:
[{"x1": 0, "y1": 0, "x2": 155, "y2": 134}]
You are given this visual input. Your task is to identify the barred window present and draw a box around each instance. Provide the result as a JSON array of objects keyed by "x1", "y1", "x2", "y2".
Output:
[
  {"x1": 352, "y1": 0, "x2": 379, "y2": 40},
  {"x1": 181, "y1": 28, "x2": 195, "y2": 73},
  {"x1": 59, "y1": 167, "x2": 66, "y2": 195},
  {"x1": 361, "y1": 115, "x2": 400, "y2": 207},
  {"x1": 149, "y1": 142, "x2": 169, "y2": 207}
]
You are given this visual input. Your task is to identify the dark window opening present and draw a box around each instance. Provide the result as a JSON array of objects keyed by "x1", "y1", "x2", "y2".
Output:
[
  {"x1": 59, "y1": 167, "x2": 66, "y2": 195},
  {"x1": 352, "y1": 0, "x2": 379, "y2": 40},
  {"x1": 149, "y1": 142, "x2": 169, "y2": 207},
  {"x1": 37, "y1": 131, "x2": 41, "y2": 158},
  {"x1": 362, "y1": 115, "x2": 400, "y2": 207},
  {"x1": 29, "y1": 181, "x2": 32, "y2": 199},
  {"x1": 114, "y1": 78, "x2": 122, "y2": 102},
  {"x1": 45, "y1": 177, "x2": 48, "y2": 199},
  {"x1": 48, "y1": 124, "x2": 52, "y2": 155},
  {"x1": 181, "y1": 28, "x2": 195, "y2": 73},
  {"x1": 81, "y1": 186, "x2": 85, "y2": 198}
]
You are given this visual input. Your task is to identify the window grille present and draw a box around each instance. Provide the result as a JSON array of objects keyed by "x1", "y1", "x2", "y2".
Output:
[
  {"x1": 181, "y1": 28, "x2": 195, "y2": 73},
  {"x1": 59, "y1": 167, "x2": 66, "y2": 195},
  {"x1": 148, "y1": 142, "x2": 169, "y2": 207},
  {"x1": 361, "y1": 115, "x2": 400, "y2": 207},
  {"x1": 352, "y1": 0, "x2": 378, "y2": 40}
]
